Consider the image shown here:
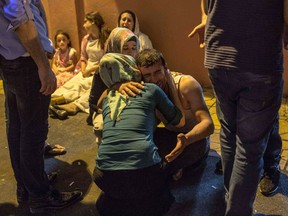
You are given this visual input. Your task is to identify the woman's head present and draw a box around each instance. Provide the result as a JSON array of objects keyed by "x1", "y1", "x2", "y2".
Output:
[
  {"x1": 54, "y1": 30, "x2": 72, "y2": 50},
  {"x1": 100, "y1": 53, "x2": 142, "y2": 88},
  {"x1": 105, "y1": 27, "x2": 139, "y2": 58},
  {"x1": 84, "y1": 11, "x2": 104, "y2": 33},
  {"x1": 118, "y1": 10, "x2": 136, "y2": 32},
  {"x1": 83, "y1": 11, "x2": 110, "y2": 48}
]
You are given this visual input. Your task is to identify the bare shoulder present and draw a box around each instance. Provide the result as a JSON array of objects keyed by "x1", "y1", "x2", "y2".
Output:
[
  {"x1": 177, "y1": 74, "x2": 209, "y2": 112},
  {"x1": 178, "y1": 75, "x2": 203, "y2": 96}
]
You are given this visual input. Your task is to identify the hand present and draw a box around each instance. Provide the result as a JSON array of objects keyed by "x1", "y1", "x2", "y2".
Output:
[
  {"x1": 39, "y1": 68, "x2": 57, "y2": 95},
  {"x1": 165, "y1": 133, "x2": 187, "y2": 163},
  {"x1": 82, "y1": 69, "x2": 91, "y2": 78},
  {"x1": 188, "y1": 23, "x2": 206, "y2": 48},
  {"x1": 165, "y1": 69, "x2": 174, "y2": 85},
  {"x1": 118, "y1": 81, "x2": 145, "y2": 97},
  {"x1": 58, "y1": 68, "x2": 65, "y2": 73}
]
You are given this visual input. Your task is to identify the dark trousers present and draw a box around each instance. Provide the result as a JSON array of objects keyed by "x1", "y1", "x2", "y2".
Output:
[
  {"x1": 209, "y1": 69, "x2": 283, "y2": 216},
  {"x1": 264, "y1": 114, "x2": 282, "y2": 172},
  {"x1": 0, "y1": 55, "x2": 50, "y2": 199},
  {"x1": 89, "y1": 73, "x2": 107, "y2": 112},
  {"x1": 93, "y1": 164, "x2": 174, "y2": 216},
  {"x1": 154, "y1": 127, "x2": 210, "y2": 175}
]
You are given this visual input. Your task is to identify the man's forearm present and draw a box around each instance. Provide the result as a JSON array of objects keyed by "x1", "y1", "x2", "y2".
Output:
[
  {"x1": 183, "y1": 119, "x2": 214, "y2": 146},
  {"x1": 15, "y1": 20, "x2": 50, "y2": 71}
]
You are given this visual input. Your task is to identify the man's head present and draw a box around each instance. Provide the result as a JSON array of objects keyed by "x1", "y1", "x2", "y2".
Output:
[{"x1": 136, "y1": 49, "x2": 168, "y2": 91}]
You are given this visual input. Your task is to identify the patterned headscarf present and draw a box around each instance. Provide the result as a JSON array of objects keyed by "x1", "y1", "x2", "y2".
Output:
[
  {"x1": 100, "y1": 53, "x2": 141, "y2": 88},
  {"x1": 99, "y1": 53, "x2": 141, "y2": 122},
  {"x1": 105, "y1": 27, "x2": 140, "y2": 54}
]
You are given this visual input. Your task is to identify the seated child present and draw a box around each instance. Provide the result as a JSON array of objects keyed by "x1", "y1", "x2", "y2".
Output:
[{"x1": 51, "y1": 30, "x2": 78, "y2": 88}]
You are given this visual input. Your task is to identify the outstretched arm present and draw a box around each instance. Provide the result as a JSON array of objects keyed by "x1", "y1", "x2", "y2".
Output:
[
  {"x1": 165, "y1": 76, "x2": 214, "y2": 163},
  {"x1": 188, "y1": 0, "x2": 207, "y2": 48}
]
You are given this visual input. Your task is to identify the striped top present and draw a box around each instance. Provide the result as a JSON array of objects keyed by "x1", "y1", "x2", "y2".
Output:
[{"x1": 205, "y1": 0, "x2": 284, "y2": 74}]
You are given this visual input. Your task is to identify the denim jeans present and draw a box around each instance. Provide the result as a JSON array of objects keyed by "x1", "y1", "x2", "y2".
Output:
[
  {"x1": 264, "y1": 114, "x2": 282, "y2": 172},
  {"x1": 208, "y1": 69, "x2": 283, "y2": 216},
  {"x1": 0, "y1": 55, "x2": 50, "y2": 199}
]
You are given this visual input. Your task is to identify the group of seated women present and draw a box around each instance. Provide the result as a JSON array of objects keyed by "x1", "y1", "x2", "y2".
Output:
[{"x1": 49, "y1": 10, "x2": 153, "y2": 120}]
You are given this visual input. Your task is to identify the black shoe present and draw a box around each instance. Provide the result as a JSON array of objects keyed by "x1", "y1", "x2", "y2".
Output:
[
  {"x1": 17, "y1": 186, "x2": 29, "y2": 204},
  {"x1": 259, "y1": 169, "x2": 280, "y2": 196},
  {"x1": 47, "y1": 172, "x2": 58, "y2": 184},
  {"x1": 49, "y1": 105, "x2": 68, "y2": 120},
  {"x1": 86, "y1": 108, "x2": 95, "y2": 126},
  {"x1": 29, "y1": 189, "x2": 83, "y2": 214},
  {"x1": 215, "y1": 159, "x2": 223, "y2": 175},
  {"x1": 17, "y1": 172, "x2": 58, "y2": 204}
]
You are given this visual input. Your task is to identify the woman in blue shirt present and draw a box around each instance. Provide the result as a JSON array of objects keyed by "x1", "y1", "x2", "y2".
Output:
[{"x1": 94, "y1": 53, "x2": 183, "y2": 216}]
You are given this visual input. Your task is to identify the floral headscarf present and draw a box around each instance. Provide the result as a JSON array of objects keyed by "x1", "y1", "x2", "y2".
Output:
[
  {"x1": 99, "y1": 53, "x2": 141, "y2": 122},
  {"x1": 105, "y1": 27, "x2": 140, "y2": 54}
]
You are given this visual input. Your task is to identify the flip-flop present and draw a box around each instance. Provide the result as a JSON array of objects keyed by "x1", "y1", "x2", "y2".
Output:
[
  {"x1": 45, "y1": 144, "x2": 67, "y2": 156},
  {"x1": 49, "y1": 105, "x2": 68, "y2": 120},
  {"x1": 172, "y1": 168, "x2": 183, "y2": 181}
]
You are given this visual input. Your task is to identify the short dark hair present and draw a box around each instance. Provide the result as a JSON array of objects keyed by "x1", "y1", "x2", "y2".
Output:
[{"x1": 135, "y1": 49, "x2": 166, "y2": 68}]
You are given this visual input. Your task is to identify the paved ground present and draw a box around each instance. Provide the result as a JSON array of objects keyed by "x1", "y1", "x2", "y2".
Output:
[
  {"x1": 203, "y1": 88, "x2": 288, "y2": 173},
  {"x1": 0, "y1": 81, "x2": 287, "y2": 216}
]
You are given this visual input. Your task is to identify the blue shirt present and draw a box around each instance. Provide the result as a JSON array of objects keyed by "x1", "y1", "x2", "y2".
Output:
[
  {"x1": 0, "y1": 0, "x2": 53, "y2": 60},
  {"x1": 96, "y1": 83, "x2": 182, "y2": 170}
]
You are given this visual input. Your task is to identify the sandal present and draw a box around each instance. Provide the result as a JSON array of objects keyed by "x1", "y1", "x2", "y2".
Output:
[
  {"x1": 172, "y1": 168, "x2": 184, "y2": 181},
  {"x1": 45, "y1": 144, "x2": 67, "y2": 157},
  {"x1": 49, "y1": 105, "x2": 68, "y2": 120}
]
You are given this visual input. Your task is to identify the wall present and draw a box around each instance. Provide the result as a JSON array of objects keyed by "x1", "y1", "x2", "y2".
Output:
[{"x1": 42, "y1": 0, "x2": 288, "y2": 96}]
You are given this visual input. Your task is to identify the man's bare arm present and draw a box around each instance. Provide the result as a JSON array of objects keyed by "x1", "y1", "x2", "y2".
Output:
[
  {"x1": 180, "y1": 76, "x2": 214, "y2": 145},
  {"x1": 165, "y1": 76, "x2": 214, "y2": 163}
]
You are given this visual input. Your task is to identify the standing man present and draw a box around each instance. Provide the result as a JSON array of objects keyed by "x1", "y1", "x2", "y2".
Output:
[
  {"x1": 133, "y1": 49, "x2": 214, "y2": 180},
  {"x1": 188, "y1": 0, "x2": 287, "y2": 215},
  {"x1": 0, "y1": 0, "x2": 82, "y2": 214}
]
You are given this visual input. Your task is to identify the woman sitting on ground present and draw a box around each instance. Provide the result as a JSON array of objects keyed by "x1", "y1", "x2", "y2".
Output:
[
  {"x1": 118, "y1": 10, "x2": 153, "y2": 51},
  {"x1": 51, "y1": 30, "x2": 78, "y2": 88}
]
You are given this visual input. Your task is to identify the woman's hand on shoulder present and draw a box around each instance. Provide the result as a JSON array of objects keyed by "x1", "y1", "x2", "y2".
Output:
[{"x1": 113, "y1": 81, "x2": 145, "y2": 97}]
